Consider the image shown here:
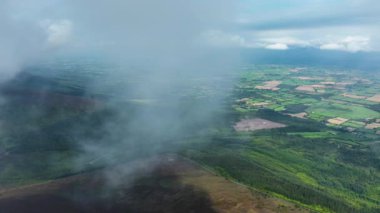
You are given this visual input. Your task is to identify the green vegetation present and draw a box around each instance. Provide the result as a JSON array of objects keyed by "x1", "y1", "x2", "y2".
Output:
[
  {"x1": 183, "y1": 65, "x2": 380, "y2": 212},
  {"x1": 1, "y1": 64, "x2": 380, "y2": 213},
  {"x1": 182, "y1": 113, "x2": 380, "y2": 212},
  {"x1": 287, "y1": 131, "x2": 335, "y2": 139},
  {"x1": 307, "y1": 102, "x2": 380, "y2": 120}
]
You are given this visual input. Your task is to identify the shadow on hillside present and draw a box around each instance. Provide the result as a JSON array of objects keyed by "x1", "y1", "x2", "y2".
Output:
[{"x1": 0, "y1": 163, "x2": 217, "y2": 213}]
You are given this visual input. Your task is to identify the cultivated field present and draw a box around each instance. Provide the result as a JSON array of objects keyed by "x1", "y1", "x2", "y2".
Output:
[{"x1": 234, "y1": 118, "x2": 286, "y2": 132}]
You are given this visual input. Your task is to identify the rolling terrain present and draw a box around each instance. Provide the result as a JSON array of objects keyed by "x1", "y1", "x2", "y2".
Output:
[
  {"x1": 182, "y1": 65, "x2": 380, "y2": 212},
  {"x1": 0, "y1": 62, "x2": 379, "y2": 212},
  {"x1": 0, "y1": 155, "x2": 307, "y2": 213}
]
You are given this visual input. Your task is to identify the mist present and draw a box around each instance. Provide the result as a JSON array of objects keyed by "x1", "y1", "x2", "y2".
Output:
[{"x1": 0, "y1": 0, "x2": 240, "y2": 188}]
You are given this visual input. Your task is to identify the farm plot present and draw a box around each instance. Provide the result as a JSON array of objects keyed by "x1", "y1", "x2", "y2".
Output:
[
  {"x1": 306, "y1": 102, "x2": 380, "y2": 120},
  {"x1": 234, "y1": 118, "x2": 286, "y2": 132}
]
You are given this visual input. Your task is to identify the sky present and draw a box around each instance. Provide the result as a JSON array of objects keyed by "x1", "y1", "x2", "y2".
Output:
[
  {"x1": 0, "y1": 0, "x2": 379, "y2": 79},
  {"x1": 224, "y1": 0, "x2": 380, "y2": 52},
  {"x1": 0, "y1": 0, "x2": 235, "y2": 80}
]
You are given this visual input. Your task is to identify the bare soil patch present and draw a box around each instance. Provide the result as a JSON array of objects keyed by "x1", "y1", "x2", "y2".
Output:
[
  {"x1": 234, "y1": 118, "x2": 286, "y2": 132},
  {"x1": 255, "y1": 81, "x2": 281, "y2": 91},
  {"x1": 295, "y1": 76, "x2": 322, "y2": 80},
  {"x1": 288, "y1": 112, "x2": 307, "y2": 119},
  {"x1": 320, "y1": 81, "x2": 336, "y2": 85},
  {"x1": 296, "y1": 83, "x2": 342, "y2": 93},
  {"x1": 365, "y1": 123, "x2": 380, "y2": 130},
  {"x1": 289, "y1": 68, "x2": 306, "y2": 73},
  {"x1": 342, "y1": 93, "x2": 367, "y2": 100},
  {"x1": 296, "y1": 85, "x2": 316, "y2": 93},
  {"x1": 327, "y1": 117, "x2": 349, "y2": 125},
  {"x1": 367, "y1": 95, "x2": 380, "y2": 103}
]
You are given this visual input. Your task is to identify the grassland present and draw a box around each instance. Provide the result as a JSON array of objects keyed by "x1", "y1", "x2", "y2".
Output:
[{"x1": 307, "y1": 102, "x2": 379, "y2": 120}]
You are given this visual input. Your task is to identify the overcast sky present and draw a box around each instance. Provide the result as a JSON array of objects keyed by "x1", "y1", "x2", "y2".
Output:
[
  {"x1": 225, "y1": 0, "x2": 380, "y2": 52},
  {"x1": 0, "y1": 0, "x2": 379, "y2": 76},
  {"x1": 0, "y1": 0, "x2": 236, "y2": 80}
]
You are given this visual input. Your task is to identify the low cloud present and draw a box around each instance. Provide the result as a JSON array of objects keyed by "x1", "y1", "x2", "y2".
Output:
[
  {"x1": 42, "y1": 19, "x2": 73, "y2": 48},
  {"x1": 202, "y1": 27, "x2": 372, "y2": 52},
  {"x1": 0, "y1": 3, "x2": 72, "y2": 81},
  {"x1": 319, "y1": 36, "x2": 370, "y2": 52},
  {"x1": 0, "y1": 0, "x2": 239, "y2": 189},
  {"x1": 265, "y1": 43, "x2": 288, "y2": 50},
  {"x1": 236, "y1": 0, "x2": 380, "y2": 52},
  {"x1": 208, "y1": 33, "x2": 372, "y2": 52}
]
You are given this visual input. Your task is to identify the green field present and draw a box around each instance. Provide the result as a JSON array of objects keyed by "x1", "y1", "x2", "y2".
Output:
[
  {"x1": 186, "y1": 65, "x2": 380, "y2": 212},
  {"x1": 307, "y1": 102, "x2": 380, "y2": 120},
  {"x1": 287, "y1": 131, "x2": 336, "y2": 139}
]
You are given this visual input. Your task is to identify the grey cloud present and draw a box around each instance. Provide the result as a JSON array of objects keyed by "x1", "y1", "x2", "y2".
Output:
[
  {"x1": 0, "y1": 0, "x2": 239, "y2": 187},
  {"x1": 234, "y1": 0, "x2": 380, "y2": 52},
  {"x1": 244, "y1": 16, "x2": 358, "y2": 31},
  {"x1": 0, "y1": 0, "x2": 73, "y2": 81},
  {"x1": 241, "y1": 11, "x2": 379, "y2": 31}
]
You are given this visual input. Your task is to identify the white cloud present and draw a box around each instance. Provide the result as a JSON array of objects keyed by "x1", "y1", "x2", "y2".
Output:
[
  {"x1": 236, "y1": 0, "x2": 380, "y2": 52},
  {"x1": 265, "y1": 43, "x2": 289, "y2": 50},
  {"x1": 255, "y1": 37, "x2": 310, "y2": 50},
  {"x1": 320, "y1": 43, "x2": 342, "y2": 50},
  {"x1": 319, "y1": 36, "x2": 370, "y2": 52},
  {"x1": 236, "y1": 31, "x2": 372, "y2": 52},
  {"x1": 41, "y1": 19, "x2": 73, "y2": 47},
  {"x1": 260, "y1": 37, "x2": 310, "y2": 47}
]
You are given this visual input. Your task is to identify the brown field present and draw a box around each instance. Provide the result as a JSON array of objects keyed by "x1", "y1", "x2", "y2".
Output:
[
  {"x1": 296, "y1": 84, "x2": 329, "y2": 93},
  {"x1": 336, "y1": 82, "x2": 354, "y2": 86},
  {"x1": 365, "y1": 123, "x2": 380, "y2": 130},
  {"x1": 0, "y1": 155, "x2": 307, "y2": 213},
  {"x1": 295, "y1": 76, "x2": 322, "y2": 80},
  {"x1": 327, "y1": 117, "x2": 349, "y2": 125},
  {"x1": 234, "y1": 118, "x2": 286, "y2": 132},
  {"x1": 310, "y1": 84, "x2": 326, "y2": 89},
  {"x1": 289, "y1": 68, "x2": 306, "y2": 73},
  {"x1": 255, "y1": 81, "x2": 281, "y2": 91},
  {"x1": 342, "y1": 93, "x2": 367, "y2": 100},
  {"x1": 288, "y1": 112, "x2": 307, "y2": 119},
  {"x1": 295, "y1": 85, "x2": 315, "y2": 93},
  {"x1": 367, "y1": 95, "x2": 380, "y2": 103},
  {"x1": 320, "y1": 81, "x2": 336, "y2": 85}
]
